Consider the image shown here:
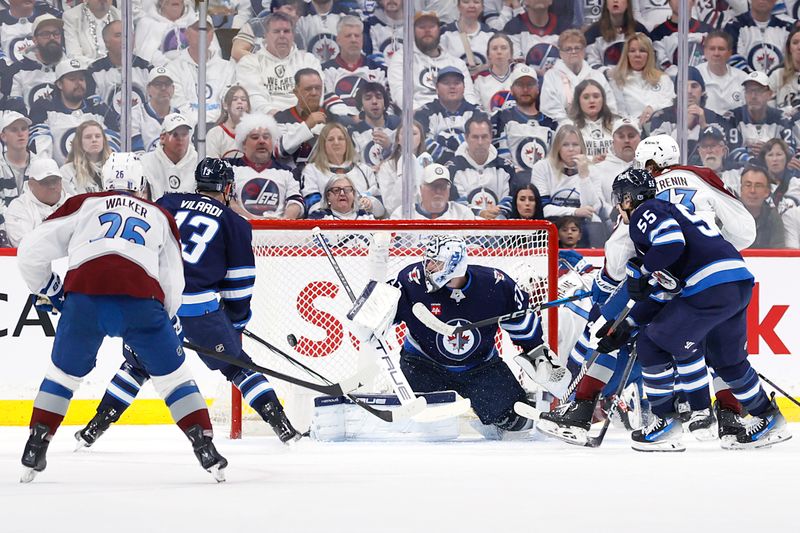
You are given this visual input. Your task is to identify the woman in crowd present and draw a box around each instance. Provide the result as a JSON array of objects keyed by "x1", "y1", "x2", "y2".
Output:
[
  {"x1": 302, "y1": 122, "x2": 385, "y2": 218},
  {"x1": 530, "y1": 124, "x2": 604, "y2": 245},
  {"x1": 60, "y1": 120, "x2": 112, "y2": 195},
  {"x1": 376, "y1": 120, "x2": 433, "y2": 214},
  {"x1": 307, "y1": 175, "x2": 376, "y2": 221},
  {"x1": 135, "y1": 0, "x2": 218, "y2": 66},
  {"x1": 566, "y1": 79, "x2": 618, "y2": 160},
  {"x1": 507, "y1": 184, "x2": 544, "y2": 220},
  {"x1": 769, "y1": 26, "x2": 800, "y2": 116},
  {"x1": 584, "y1": 0, "x2": 648, "y2": 70},
  {"x1": 474, "y1": 33, "x2": 516, "y2": 114},
  {"x1": 206, "y1": 85, "x2": 251, "y2": 159},
  {"x1": 609, "y1": 32, "x2": 675, "y2": 126},
  {"x1": 440, "y1": 0, "x2": 494, "y2": 78},
  {"x1": 756, "y1": 138, "x2": 800, "y2": 213}
]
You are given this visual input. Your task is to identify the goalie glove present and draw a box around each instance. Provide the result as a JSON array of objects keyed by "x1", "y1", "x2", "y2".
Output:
[
  {"x1": 514, "y1": 344, "x2": 571, "y2": 398},
  {"x1": 33, "y1": 273, "x2": 65, "y2": 314},
  {"x1": 346, "y1": 280, "x2": 401, "y2": 341}
]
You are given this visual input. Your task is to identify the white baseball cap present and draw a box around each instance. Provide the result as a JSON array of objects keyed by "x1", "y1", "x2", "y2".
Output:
[
  {"x1": 148, "y1": 66, "x2": 176, "y2": 85},
  {"x1": 32, "y1": 14, "x2": 63, "y2": 35},
  {"x1": 742, "y1": 70, "x2": 770, "y2": 88},
  {"x1": 28, "y1": 158, "x2": 63, "y2": 181},
  {"x1": 161, "y1": 113, "x2": 193, "y2": 134},
  {"x1": 422, "y1": 163, "x2": 451, "y2": 184},
  {"x1": 0, "y1": 111, "x2": 32, "y2": 132},
  {"x1": 55, "y1": 57, "x2": 89, "y2": 81},
  {"x1": 611, "y1": 116, "x2": 641, "y2": 135},
  {"x1": 509, "y1": 65, "x2": 538, "y2": 86}
]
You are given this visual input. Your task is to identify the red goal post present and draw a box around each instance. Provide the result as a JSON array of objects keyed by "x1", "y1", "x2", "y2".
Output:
[{"x1": 220, "y1": 219, "x2": 559, "y2": 438}]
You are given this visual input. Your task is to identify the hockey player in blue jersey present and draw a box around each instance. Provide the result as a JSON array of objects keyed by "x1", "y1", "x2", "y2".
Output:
[
  {"x1": 612, "y1": 168, "x2": 791, "y2": 451},
  {"x1": 386, "y1": 235, "x2": 546, "y2": 434},
  {"x1": 76, "y1": 158, "x2": 302, "y2": 448}
]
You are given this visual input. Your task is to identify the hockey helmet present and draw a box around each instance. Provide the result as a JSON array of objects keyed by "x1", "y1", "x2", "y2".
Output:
[
  {"x1": 634, "y1": 134, "x2": 680, "y2": 171},
  {"x1": 102, "y1": 152, "x2": 147, "y2": 193},
  {"x1": 612, "y1": 168, "x2": 657, "y2": 213},
  {"x1": 422, "y1": 235, "x2": 468, "y2": 293},
  {"x1": 195, "y1": 157, "x2": 235, "y2": 194}
]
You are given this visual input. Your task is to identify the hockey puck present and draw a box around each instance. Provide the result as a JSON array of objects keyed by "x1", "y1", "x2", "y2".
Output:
[{"x1": 287, "y1": 334, "x2": 298, "y2": 347}]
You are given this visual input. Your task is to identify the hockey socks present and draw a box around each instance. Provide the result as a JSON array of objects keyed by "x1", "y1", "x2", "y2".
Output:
[
  {"x1": 29, "y1": 364, "x2": 83, "y2": 436},
  {"x1": 641, "y1": 361, "x2": 676, "y2": 417},
  {"x1": 230, "y1": 369, "x2": 278, "y2": 412},
  {"x1": 674, "y1": 352, "x2": 711, "y2": 411}
]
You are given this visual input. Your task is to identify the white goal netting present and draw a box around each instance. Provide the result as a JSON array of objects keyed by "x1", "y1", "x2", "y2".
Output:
[{"x1": 210, "y1": 220, "x2": 558, "y2": 436}]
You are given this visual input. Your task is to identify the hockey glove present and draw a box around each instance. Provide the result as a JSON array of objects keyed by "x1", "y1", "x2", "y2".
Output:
[
  {"x1": 231, "y1": 310, "x2": 252, "y2": 332},
  {"x1": 595, "y1": 318, "x2": 635, "y2": 354},
  {"x1": 34, "y1": 273, "x2": 65, "y2": 314},
  {"x1": 625, "y1": 258, "x2": 652, "y2": 303},
  {"x1": 171, "y1": 315, "x2": 185, "y2": 343}
]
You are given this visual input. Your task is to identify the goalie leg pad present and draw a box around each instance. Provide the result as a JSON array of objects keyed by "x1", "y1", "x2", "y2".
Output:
[{"x1": 347, "y1": 280, "x2": 401, "y2": 340}]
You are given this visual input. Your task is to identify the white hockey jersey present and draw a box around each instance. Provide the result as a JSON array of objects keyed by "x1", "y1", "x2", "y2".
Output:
[
  {"x1": 539, "y1": 59, "x2": 618, "y2": 124},
  {"x1": 301, "y1": 161, "x2": 384, "y2": 217},
  {"x1": 768, "y1": 67, "x2": 800, "y2": 116},
  {"x1": 89, "y1": 55, "x2": 151, "y2": 116},
  {"x1": 530, "y1": 159, "x2": 603, "y2": 220},
  {"x1": 16, "y1": 190, "x2": 185, "y2": 318},
  {"x1": 229, "y1": 158, "x2": 304, "y2": 219},
  {"x1": 695, "y1": 62, "x2": 748, "y2": 116},
  {"x1": 139, "y1": 145, "x2": 198, "y2": 200},
  {"x1": 449, "y1": 143, "x2": 514, "y2": 213},
  {"x1": 131, "y1": 103, "x2": 178, "y2": 153},
  {"x1": 387, "y1": 46, "x2": 477, "y2": 110},
  {"x1": 440, "y1": 21, "x2": 493, "y2": 68},
  {"x1": 9, "y1": 56, "x2": 57, "y2": 112},
  {"x1": 363, "y1": 9, "x2": 404, "y2": 64},
  {"x1": 295, "y1": 10, "x2": 343, "y2": 63},
  {"x1": 0, "y1": 3, "x2": 61, "y2": 65},
  {"x1": 205, "y1": 124, "x2": 239, "y2": 159},
  {"x1": 166, "y1": 49, "x2": 235, "y2": 126},
  {"x1": 724, "y1": 12, "x2": 793, "y2": 73},
  {"x1": 608, "y1": 71, "x2": 676, "y2": 120},
  {"x1": 474, "y1": 68, "x2": 514, "y2": 114},
  {"x1": 62, "y1": 3, "x2": 121, "y2": 60}
]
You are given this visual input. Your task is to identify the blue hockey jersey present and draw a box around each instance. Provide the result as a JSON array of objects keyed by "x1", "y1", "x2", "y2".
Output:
[
  {"x1": 628, "y1": 198, "x2": 753, "y2": 299},
  {"x1": 157, "y1": 193, "x2": 255, "y2": 328},
  {"x1": 391, "y1": 263, "x2": 543, "y2": 371}
]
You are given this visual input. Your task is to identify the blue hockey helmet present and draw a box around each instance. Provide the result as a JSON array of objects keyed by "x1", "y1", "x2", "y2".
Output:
[
  {"x1": 195, "y1": 158, "x2": 235, "y2": 203},
  {"x1": 422, "y1": 235, "x2": 468, "y2": 293},
  {"x1": 612, "y1": 167, "x2": 657, "y2": 213}
]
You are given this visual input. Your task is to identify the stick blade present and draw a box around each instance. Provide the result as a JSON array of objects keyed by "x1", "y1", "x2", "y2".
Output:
[
  {"x1": 513, "y1": 401, "x2": 541, "y2": 421},
  {"x1": 412, "y1": 302, "x2": 456, "y2": 336}
]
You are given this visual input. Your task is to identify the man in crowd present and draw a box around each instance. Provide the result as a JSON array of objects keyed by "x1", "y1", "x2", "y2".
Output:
[
  {"x1": 390, "y1": 163, "x2": 475, "y2": 220},
  {"x1": 140, "y1": 113, "x2": 198, "y2": 199},
  {"x1": 274, "y1": 68, "x2": 328, "y2": 171},
  {"x1": 740, "y1": 165, "x2": 785, "y2": 248},
  {"x1": 4, "y1": 157, "x2": 68, "y2": 247},
  {"x1": 349, "y1": 82, "x2": 399, "y2": 168}
]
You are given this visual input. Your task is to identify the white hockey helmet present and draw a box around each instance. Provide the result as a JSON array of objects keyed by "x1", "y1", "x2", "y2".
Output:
[
  {"x1": 634, "y1": 134, "x2": 680, "y2": 170},
  {"x1": 102, "y1": 152, "x2": 147, "y2": 192},
  {"x1": 422, "y1": 235, "x2": 468, "y2": 293}
]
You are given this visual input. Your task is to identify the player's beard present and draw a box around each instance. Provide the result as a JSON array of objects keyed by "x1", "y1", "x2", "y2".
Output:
[{"x1": 39, "y1": 41, "x2": 64, "y2": 65}]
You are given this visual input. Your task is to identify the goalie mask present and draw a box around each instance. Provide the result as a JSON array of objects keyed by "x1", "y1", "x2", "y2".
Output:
[{"x1": 422, "y1": 235, "x2": 468, "y2": 293}]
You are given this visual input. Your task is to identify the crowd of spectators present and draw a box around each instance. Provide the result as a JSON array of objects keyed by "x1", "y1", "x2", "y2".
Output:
[{"x1": 2, "y1": 0, "x2": 800, "y2": 250}]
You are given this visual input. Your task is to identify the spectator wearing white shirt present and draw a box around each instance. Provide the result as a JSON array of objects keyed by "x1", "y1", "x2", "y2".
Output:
[
  {"x1": 206, "y1": 85, "x2": 252, "y2": 159},
  {"x1": 4, "y1": 157, "x2": 68, "y2": 247},
  {"x1": 594, "y1": 116, "x2": 640, "y2": 212},
  {"x1": 769, "y1": 27, "x2": 800, "y2": 117},
  {"x1": 565, "y1": 79, "x2": 618, "y2": 161},
  {"x1": 0, "y1": 111, "x2": 33, "y2": 211},
  {"x1": 440, "y1": 0, "x2": 494, "y2": 77},
  {"x1": 133, "y1": 66, "x2": 179, "y2": 153},
  {"x1": 139, "y1": 113, "x2": 198, "y2": 199},
  {"x1": 473, "y1": 32, "x2": 515, "y2": 114},
  {"x1": 695, "y1": 30, "x2": 748, "y2": 117},
  {"x1": 63, "y1": 0, "x2": 120, "y2": 60},
  {"x1": 59, "y1": 120, "x2": 112, "y2": 195},
  {"x1": 390, "y1": 162, "x2": 476, "y2": 220}
]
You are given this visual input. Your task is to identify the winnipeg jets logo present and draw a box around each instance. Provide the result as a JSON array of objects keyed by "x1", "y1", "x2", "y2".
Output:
[
  {"x1": 436, "y1": 319, "x2": 480, "y2": 361},
  {"x1": 517, "y1": 138, "x2": 547, "y2": 168},
  {"x1": 493, "y1": 270, "x2": 505, "y2": 284},
  {"x1": 408, "y1": 266, "x2": 421, "y2": 285},
  {"x1": 684, "y1": 341, "x2": 694, "y2": 350}
]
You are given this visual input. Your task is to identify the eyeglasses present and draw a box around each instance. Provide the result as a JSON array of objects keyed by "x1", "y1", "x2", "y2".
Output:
[
  {"x1": 328, "y1": 186, "x2": 355, "y2": 195},
  {"x1": 561, "y1": 46, "x2": 583, "y2": 54},
  {"x1": 35, "y1": 30, "x2": 62, "y2": 39}
]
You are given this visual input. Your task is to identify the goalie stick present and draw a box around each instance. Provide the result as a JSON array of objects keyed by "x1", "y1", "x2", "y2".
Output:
[
  {"x1": 311, "y1": 228, "x2": 472, "y2": 423},
  {"x1": 241, "y1": 328, "x2": 422, "y2": 423},
  {"x1": 412, "y1": 290, "x2": 591, "y2": 337}
]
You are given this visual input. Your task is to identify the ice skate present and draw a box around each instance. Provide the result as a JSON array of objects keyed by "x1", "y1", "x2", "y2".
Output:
[
  {"x1": 20, "y1": 423, "x2": 51, "y2": 483},
  {"x1": 259, "y1": 402, "x2": 302, "y2": 444},
  {"x1": 687, "y1": 408, "x2": 717, "y2": 442},
  {"x1": 537, "y1": 399, "x2": 595, "y2": 446},
  {"x1": 74, "y1": 407, "x2": 120, "y2": 450},
  {"x1": 714, "y1": 401, "x2": 744, "y2": 439},
  {"x1": 722, "y1": 400, "x2": 792, "y2": 450},
  {"x1": 185, "y1": 425, "x2": 228, "y2": 482},
  {"x1": 631, "y1": 413, "x2": 685, "y2": 452}
]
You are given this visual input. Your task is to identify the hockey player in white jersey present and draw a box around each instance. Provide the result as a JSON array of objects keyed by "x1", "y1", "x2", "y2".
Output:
[{"x1": 17, "y1": 153, "x2": 227, "y2": 482}]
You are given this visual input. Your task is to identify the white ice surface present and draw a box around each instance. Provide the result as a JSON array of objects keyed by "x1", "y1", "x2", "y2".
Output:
[{"x1": 0, "y1": 424, "x2": 798, "y2": 533}]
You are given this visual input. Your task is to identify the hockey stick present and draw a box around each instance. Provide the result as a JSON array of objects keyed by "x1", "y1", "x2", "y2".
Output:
[
  {"x1": 757, "y1": 372, "x2": 800, "y2": 408},
  {"x1": 412, "y1": 290, "x2": 592, "y2": 337},
  {"x1": 241, "y1": 328, "x2": 416, "y2": 423},
  {"x1": 584, "y1": 346, "x2": 638, "y2": 448},
  {"x1": 183, "y1": 340, "x2": 370, "y2": 397},
  {"x1": 559, "y1": 300, "x2": 634, "y2": 403}
]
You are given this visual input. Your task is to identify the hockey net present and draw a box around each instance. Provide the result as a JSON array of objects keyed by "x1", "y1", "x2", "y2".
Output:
[{"x1": 210, "y1": 220, "x2": 558, "y2": 438}]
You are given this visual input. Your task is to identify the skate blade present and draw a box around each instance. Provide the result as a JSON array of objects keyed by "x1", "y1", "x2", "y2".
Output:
[
  {"x1": 721, "y1": 430, "x2": 792, "y2": 450},
  {"x1": 20, "y1": 467, "x2": 38, "y2": 483},
  {"x1": 631, "y1": 440, "x2": 686, "y2": 452},
  {"x1": 74, "y1": 436, "x2": 91, "y2": 451},
  {"x1": 208, "y1": 464, "x2": 226, "y2": 483},
  {"x1": 536, "y1": 419, "x2": 588, "y2": 446}
]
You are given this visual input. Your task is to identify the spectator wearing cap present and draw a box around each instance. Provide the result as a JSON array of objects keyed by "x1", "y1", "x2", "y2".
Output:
[
  {"x1": 363, "y1": 0, "x2": 404, "y2": 65},
  {"x1": 206, "y1": 85, "x2": 252, "y2": 159},
  {"x1": 695, "y1": 30, "x2": 748, "y2": 117},
  {"x1": 133, "y1": 66, "x2": 180, "y2": 152},
  {"x1": 387, "y1": 11, "x2": 477, "y2": 110},
  {"x1": 134, "y1": 0, "x2": 221, "y2": 66},
  {"x1": 696, "y1": 125, "x2": 741, "y2": 191},
  {"x1": 349, "y1": 82, "x2": 400, "y2": 169},
  {"x1": 649, "y1": 0, "x2": 712, "y2": 78},
  {"x1": 63, "y1": 0, "x2": 120, "y2": 60},
  {"x1": 295, "y1": 0, "x2": 349, "y2": 63},
  {"x1": 450, "y1": 113, "x2": 518, "y2": 219},
  {"x1": 739, "y1": 165, "x2": 785, "y2": 248},
  {"x1": 440, "y1": 0, "x2": 494, "y2": 78},
  {"x1": 5, "y1": 14, "x2": 65, "y2": 114},
  {"x1": 0, "y1": 0, "x2": 61, "y2": 66},
  {"x1": 322, "y1": 16, "x2": 388, "y2": 119},
  {"x1": 0, "y1": 112, "x2": 33, "y2": 212},
  {"x1": 4, "y1": 157, "x2": 68, "y2": 247},
  {"x1": 565, "y1": 79, "x2": 618, "y2": 160},
  {"x1": 236, "y1": 11, "x2": 324, "y2": 115},
  {"x1": 166, "y1": 17, "x2": 235, "y2": 127},
  {"x1": 501, "y1": 0, "x2": 569, "y2": 67},
  {"x1": 595, "y1": 117, "x2": 641, "y2": 212},
  {"x1": 230, "y1": 0, "x2": 305, "y2": 63},
  {"x1": 646, "y1": 65, "x2": 728, "y2": 158},
  {"x1": 608, "y1": 33, "x2": 675, "y2": 127},
  {"x1": 389, "y1": 162, "x2": 476, "y2": 220},
  {"x1": 493, "y1": 64, "x2": 558, "y2": 181},
  {"x1": 473, "y1": 33, "x2": 516, "y2": 114},
  {"x1": 540, "y1": 29, "x2": 618, "y2": 124},
  {"x1": 728, "y1": 70, "x2": 795, "y2": 166},
  {"x1": 273, "y1": 68, "x2": 327, "y2": 171},
  {"x1": 420, "y1": 0, "x2": 459, "y2": 25},
  {"x1": 139, "y1": 113, "x2": 198, "y2": 199},
  {"x1": 723, "y1": 0, "x2": 792, "y2": 74},
  {"x1": 29, "y1": 57, "x2": 121, "y2": 166},
  {"x1": 89, "y1": 21, "x2": 151, "y2": 119},
  {"x1": 227, "y1": 112, "x2": 304, "y2": 220},
  {"x1": 414, "y1": 66, "x2": 480, "y2": 164}
]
